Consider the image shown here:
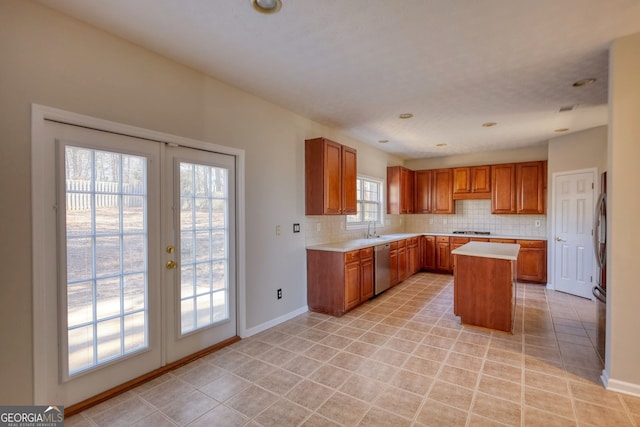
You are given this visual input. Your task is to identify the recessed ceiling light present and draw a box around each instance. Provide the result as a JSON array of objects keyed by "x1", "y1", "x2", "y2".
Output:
[
  {"x1": 436, "y1": 143, "x2": 447, "y2": 147},
  {"x1": 572, "y1": 78, "x2": 597, "y2": 87},
  {"x1": 378, "y1": 139, "x2": 389, "y2": 144},
  {"x1": 554, "y1": 128, "x2": 570, "y2": 133},
  {"x1": 482, "y1": 122, "x2": 497, "y2": 127},
  {"x1": 251, "y1": 0, "x2": 282, "y2": 14},
  {"x1": 399, "y1": 113, "x2": 413, "y2": 119}
]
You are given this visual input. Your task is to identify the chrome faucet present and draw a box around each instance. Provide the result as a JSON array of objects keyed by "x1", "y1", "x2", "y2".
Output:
[{"x1": 366, "y1": 221, "x2": 379, "y2": 239}]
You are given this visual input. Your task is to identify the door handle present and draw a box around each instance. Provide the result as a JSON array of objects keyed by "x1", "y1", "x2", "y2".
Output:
[
  {"x1": 166, "y1": 260, "x2": 178, "y2": 270},
  {"x1": 555, "y1": 237, "x2": 566, "y2": 242}
]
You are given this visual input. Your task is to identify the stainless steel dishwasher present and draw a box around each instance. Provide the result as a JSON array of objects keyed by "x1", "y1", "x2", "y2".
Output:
[{"x1": 374, "y1": 243, "x2": 391, "y2": 295}]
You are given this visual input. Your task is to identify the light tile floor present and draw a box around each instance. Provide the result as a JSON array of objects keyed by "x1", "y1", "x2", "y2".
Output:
[{"x1": 66, "y1": 273, "x2": 640, "y2": 426}]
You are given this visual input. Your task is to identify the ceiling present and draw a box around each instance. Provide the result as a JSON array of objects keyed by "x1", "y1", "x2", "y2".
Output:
[{"x1": 38, "y1": 0, "x2": 640, "y2": 159}]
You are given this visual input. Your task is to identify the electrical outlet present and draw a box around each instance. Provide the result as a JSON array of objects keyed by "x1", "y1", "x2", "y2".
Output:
[
  {"x1": 276, "y1": 225, "x2": 281, "y2": 236},
  {"x1": 316, "y1": 223, "x2": 321, "y2": 232},
  {"x1": 535, "y1": 220, "x2": 541, "y2": 227},
  {"x1": 277, "y1": 288, "x2": 282, "y2": 299}
]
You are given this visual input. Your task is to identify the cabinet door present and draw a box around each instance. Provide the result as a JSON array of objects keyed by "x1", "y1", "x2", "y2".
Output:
[
  {"x1": 516, "y1": 240, "x2": 547, "y2": 282},
  {"x1": 401, "y1": 168, "x2": 415, "y2": 214},
  {"x1": 432, "y1": 168, "x2": 454, "y2": 214},
  {"x1": 415, "y1": 170, "x2": 433, "y2": 213},
  {"x1": 387, "y1": 166, "x2": 401, "y2": 215},
  {"x1": 453, "y1": 167, "x2": 471, "y2": 194},
  {"x1": 344, "y1": 260, "x2": 361, "y2": 311},
  {"x1": 471, "y1": 166, "x2": 491, "y2": 193},
  {"x1": 398, "y1": 245, "x2": 407, "y2": 282},
  {"x1": 420, "y1": 236, "x2": 436, "y2": 270},
  {"x1": 341, "y1": 146, "x2": 357, "y2": 214},
  {"x1": 360, "y1": 256, "x2": 374, "y2": 300},
  {"x1": 516, "y1": 161, "x2": 544, "y2": 214},
  {"x1": 436, "y1": 242, "x2": 451, "y2": 271},
  {"x1": 407, "y1": 241, "x2": 418, "y2": 275},
  {"x1": 491, "y1": 163, "x2": 516, "y2": 214},
  {"x1": 390, "y1": 248, "x2": 398, "y2": 286},
  {"x1": 323, "y1": 140, "x2": 343, "y2": 215}
]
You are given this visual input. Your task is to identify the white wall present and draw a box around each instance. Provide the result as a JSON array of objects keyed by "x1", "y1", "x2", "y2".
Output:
[
  {"x1": 607, "y1": 32, "x2": 640, "y2": 393},
  {"x1": 0, "y1": 1, "x2": 401, "y2": 404},
  {"x1": 404, "y1": 144, "x2": 548, "y2": 170}
]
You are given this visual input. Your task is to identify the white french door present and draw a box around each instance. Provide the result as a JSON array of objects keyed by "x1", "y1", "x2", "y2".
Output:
[
  {"x1": 163, "y1": 145, "x2": 236, "y2": 363},
  {"x1": 35, "y1": 119, "x2": 237, "y2": 406},
  {"x1": 553, "y1": 170, "x2": 596, "y2": 299}
]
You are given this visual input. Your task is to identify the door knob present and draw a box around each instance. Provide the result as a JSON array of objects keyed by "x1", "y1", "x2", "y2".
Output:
[
  {"x1": 166, "y1": 260, "x2": 178, "y2": 270},
  {"x1": 555, "y1": 237, "x2": 566, "y2": 242}
]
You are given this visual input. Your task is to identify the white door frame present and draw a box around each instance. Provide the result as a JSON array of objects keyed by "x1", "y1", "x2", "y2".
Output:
[
  {"x1": 548, "y1": 167, "x2": 598, "y2": 295},
  {"x1": 31, "y1": 104, "x2": 247, "y2": 403}
]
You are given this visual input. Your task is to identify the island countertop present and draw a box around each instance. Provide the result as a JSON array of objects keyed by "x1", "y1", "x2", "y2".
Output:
[{"x1": 451, "y1": 241, "x2": 520, "y2": 261}]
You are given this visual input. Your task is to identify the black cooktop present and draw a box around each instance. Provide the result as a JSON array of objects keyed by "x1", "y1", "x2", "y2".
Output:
[{"x1": 452, "y1": 231, "x2": 491, "y2": 235}]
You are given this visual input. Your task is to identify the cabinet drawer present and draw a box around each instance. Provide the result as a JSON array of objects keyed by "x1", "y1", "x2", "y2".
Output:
[
  {"x1": 408, "y1": 237, "x2": 418, "y2": 246},
  {"x1": 451, "y1": 237, "x2": 470, "y2": 245},
  {"x1": 397, "y1": 239, "x2": 406, "y2": 248},
  {"x1": 516, "y1": 239, "x2": 546, "y2": 248},
  {"x1": 490, "y1": 238, "x2": 517, "y2": 244},
  {"x1": 360, "y1": 247, "x2": 374, "y2": 258},
  {"x1": 344, "y1": 250, "x2": 360, "y2": 262},
  {"x1": 436, "y1": 236, "x2": 450, "y2": 244},
  {"x1": 390, "y1": 241, "x2": 398, "y2": 250},
  {"x1": 470, "y1": 238, "x2": 490, "y2": 242}
]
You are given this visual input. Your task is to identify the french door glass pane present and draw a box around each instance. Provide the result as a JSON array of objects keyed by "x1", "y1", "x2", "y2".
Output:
[
  {"x1": 64, "y1": 146, "x2": 148, "y2": 376},
  {"x1": 179, "y1": 162, "x2": 229, "y2": 334}
]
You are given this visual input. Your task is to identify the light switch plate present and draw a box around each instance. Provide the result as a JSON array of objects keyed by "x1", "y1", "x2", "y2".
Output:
[{"x1": 293, "y1": 223, "x2": 300, "y2": 233}]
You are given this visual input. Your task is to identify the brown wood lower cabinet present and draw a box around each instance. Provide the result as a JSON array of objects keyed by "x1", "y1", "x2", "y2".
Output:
[
  {"x1": 516, "y1": 239, "x2": 547, "y2": 283},
  {"x1": 307, "y1": 247, "x2": 374, "y2": 316},
  {"x1": 407, "y1": 237, "x2": 419, "y2": 275},
  {"x1": 436, "y1": 236, "x2": 451, "y2": 272},
  {"x1": 398, "y1": 240, "x2": 407, "y2": 282},
  {"x1": 420, "y1": 236, "x2": 436, "y2": 270},
  {"x1": 489, "y1": 238, "x2": 547, "y2": 283}
]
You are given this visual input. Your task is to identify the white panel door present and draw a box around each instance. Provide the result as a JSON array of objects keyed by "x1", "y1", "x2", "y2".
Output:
[{"x1": 554, "y1": 171, "x2": 596, "y2": 299}]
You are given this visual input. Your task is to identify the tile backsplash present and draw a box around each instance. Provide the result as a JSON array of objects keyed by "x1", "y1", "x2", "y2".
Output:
[
  {"x1": 405, "y1": 199, "x2": 547, "y2": 237},
  {"x1": 305, "y1": 199, "x2": 546, "y2": 246}
]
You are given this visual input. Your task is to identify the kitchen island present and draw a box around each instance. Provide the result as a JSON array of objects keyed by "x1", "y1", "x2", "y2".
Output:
[{"x1": 451, "y1": 242, "x2": 520, "y2": 333}]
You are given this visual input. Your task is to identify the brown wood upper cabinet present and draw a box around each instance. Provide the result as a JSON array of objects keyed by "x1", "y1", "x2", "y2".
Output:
[
  {"x1": 516, "y1": 161, "x2": 545, "y2": 214},
  {"x1": 491, "y1": 161, "x2": 546, "y2": 214},
  {"x1": 432, "y1": 168, "x2": 455, "y2": 214},
  {"x1": 453, "y1": 166, "x2": 491, "y2": 199},
  {"x1": 387, "y1": 166, "x2": 415, "y2": 214},
  {"x1": 305, "y1": 137, "x2": 357, "y2": 215},
  {"x1": 414, "y1": 170, "x2": 432, "y2": 213}
]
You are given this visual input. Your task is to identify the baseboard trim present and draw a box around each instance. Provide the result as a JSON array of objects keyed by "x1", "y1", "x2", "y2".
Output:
[
  {"x1": 241, "y1": 306, "x2": 308, "y2": 338},
  {"x1": 602, "y1": 370, "x2": 640, "y2": 397},
  {"x1": 64, "y1": 336, "x2": 240, "y2": 417}
]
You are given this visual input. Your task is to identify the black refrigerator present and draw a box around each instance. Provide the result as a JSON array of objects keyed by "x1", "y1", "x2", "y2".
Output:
[{"x1": 593, "y1": 172, "x2": 607, "y2": 362}]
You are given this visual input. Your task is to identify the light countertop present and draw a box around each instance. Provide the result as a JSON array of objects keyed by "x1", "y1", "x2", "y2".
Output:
[
  {"x1": 451, "y1": 241, "x2": 520, "y2": 261},
  {"x1": 307, "y1": 233, "x2": 542, "y2": 253}
]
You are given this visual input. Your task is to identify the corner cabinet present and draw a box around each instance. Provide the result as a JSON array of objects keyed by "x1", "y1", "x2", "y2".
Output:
[
  {"x1": 307, "y1": 247, "x2": 374, "y2": 316},
  {"x1": 305, "y1": 137, "x2": 357, "y2": 215},
  {"x1": 387, "y1": 166, "x2": 415, "y2": 214},
  {"x1": 432, "y1": 168, "x2": 455, "y2": 214}
]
